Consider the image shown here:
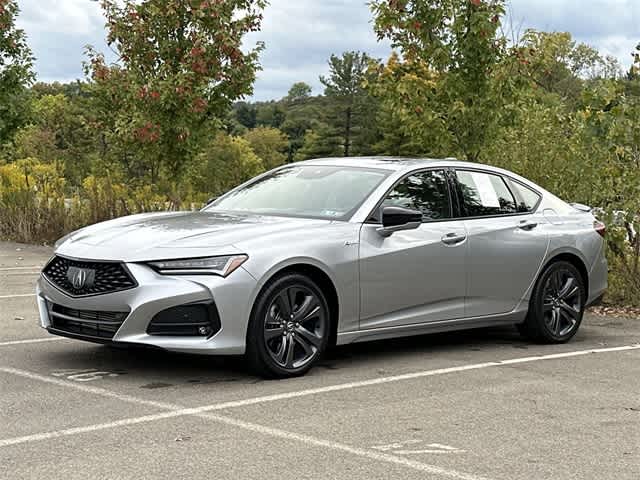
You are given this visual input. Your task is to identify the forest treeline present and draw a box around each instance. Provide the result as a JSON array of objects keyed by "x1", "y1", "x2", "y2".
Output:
[{"x1": 0, "y1": 0, "x2": 638, "y2": 305}]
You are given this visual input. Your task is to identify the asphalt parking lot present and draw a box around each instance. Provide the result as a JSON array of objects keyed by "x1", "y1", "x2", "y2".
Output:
[{"x1": 1, "y1": 241, "x2": 639, "y2": 480}]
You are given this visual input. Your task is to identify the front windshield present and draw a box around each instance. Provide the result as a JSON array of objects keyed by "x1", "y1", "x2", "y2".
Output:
[{"x1": 206, "y1": 165, "x2": 390, "y2": 220}]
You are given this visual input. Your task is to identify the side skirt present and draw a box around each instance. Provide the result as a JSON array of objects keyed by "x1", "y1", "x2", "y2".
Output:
[{"x1": 336, "y1": 310, "x2": 527, "y2": 346}]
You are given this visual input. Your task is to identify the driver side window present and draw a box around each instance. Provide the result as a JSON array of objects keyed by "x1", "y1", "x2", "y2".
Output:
[{"x1": 379, "y1": 170, "x2": 452, "y2": 222}]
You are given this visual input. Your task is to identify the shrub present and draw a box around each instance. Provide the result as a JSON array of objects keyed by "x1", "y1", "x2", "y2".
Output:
[{"x1": 0, "y1": 160, "x2": 82, "y2": 243}]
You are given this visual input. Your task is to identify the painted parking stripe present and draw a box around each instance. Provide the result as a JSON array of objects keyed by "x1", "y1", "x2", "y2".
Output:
[
  {"x1": 0, "y1": 294, "x2": 35, "y2": 299},
  {"x1": 2, "y1": 346, "x2": 639, "y2": 478},
  {"x1": 0, "y1": 344, "x2": 638, "y2": 434},
  {"x1": 0, "y1": 338, "x2": 65, "y2": 347},
  {"x1": 163, "y1": 343, "x2": 640, "y2": 413},
  {"x1": 2, "y1": 344, "x2": 639, "y2": 416},
  {"x1": 0, "y1": 367, "x2": 490, "y2": 480},
  {"x1": 0, "y1": 366, "x2": 177, "y2": 410},
  {"x1": 0, "y1": 266, "x2": 43, "y2": 271},
  {"x1": 3, "y1": 271, "x2": 41, "y2": 275}
]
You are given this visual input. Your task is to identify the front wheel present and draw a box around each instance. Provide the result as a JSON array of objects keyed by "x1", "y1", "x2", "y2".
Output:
[
  {"x1": 246, "y1": 273, "x2": 330, "y2": 378},
  {"x1": 519, "y1": 261, "x2": 586, "y2": 343}
]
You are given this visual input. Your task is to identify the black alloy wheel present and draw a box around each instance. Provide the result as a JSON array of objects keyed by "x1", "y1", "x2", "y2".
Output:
[
  {"x1": 519, "y1": 261, "x2": 586, "y2": 343},
  {"x1": 246, "y1": 273, "x2": 330, "y2": 378}
]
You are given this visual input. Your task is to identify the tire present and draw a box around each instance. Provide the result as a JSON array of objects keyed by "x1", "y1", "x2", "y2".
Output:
[
  {"x1": 519, "y1": 261, "x2": 586, "y2": 343},
  {"x1": 245, "y1": 273, "x2": 330, "y2": 378}
]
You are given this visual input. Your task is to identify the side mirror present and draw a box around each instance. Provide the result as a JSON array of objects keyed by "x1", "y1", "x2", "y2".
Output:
[{"x1": 377, "y1": 206, "x2": 422, "y2": 237}]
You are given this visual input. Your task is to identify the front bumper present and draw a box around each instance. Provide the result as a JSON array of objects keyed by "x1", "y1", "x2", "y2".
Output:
[{"x1": 37, "y1": 263, "x2": 258, "y2": 355}]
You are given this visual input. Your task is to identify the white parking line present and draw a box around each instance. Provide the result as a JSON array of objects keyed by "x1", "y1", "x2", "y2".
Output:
[
  {"x1": 0, "y1": 338, "x2": 64, "y2": 347},
  {"x1": 3, "y1": 344, "x2": 640, "y2": 477},
  {"x1": 0, "y1": 343, "x2": 638, "y2": 434},
  {"x1": 0, "y1": 266, "x2": 42, "y2": 271},
  {"x1": 141, "y1": 344, "x2": 640, "y2": 413},
  {"x1": 0, "y1": 366, "x2": 177, "y2": 410},
  {"x1": 0, "y1": 294, "x2": 35, "y2": 299},
  {"x1": 3, "y1": 271, "x2": 41, "y2": 276},
  {"x1": 0, "y1": 366, "x2": 490, "y2": 480}
]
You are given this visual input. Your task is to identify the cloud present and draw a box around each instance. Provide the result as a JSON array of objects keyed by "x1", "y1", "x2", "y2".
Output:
[
  {"x1": 507, "y1": 0, "x2": 639, "y2": 66},
  {"x1": 16, "y1": 0, "x2": 640, "y2": 99},
  {"x1": 17, "y1": 0, "x2": 113, "y2": 83},
  {"x1": 244, "y1": 0, "x2": 391, "y2": 100}
]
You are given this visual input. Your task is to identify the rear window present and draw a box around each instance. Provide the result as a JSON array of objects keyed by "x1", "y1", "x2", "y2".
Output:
[{"x1": 508, "y1": 179, "x2": 541, "y2": 212}]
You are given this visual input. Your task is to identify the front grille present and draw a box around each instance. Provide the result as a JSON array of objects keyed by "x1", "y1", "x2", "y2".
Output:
[
  {"x1": 43, "y1": 255, "x2": 137, "y2": 297},
  {"x1": 49, "y1": 303, "x2": 129, "y2": 339}
]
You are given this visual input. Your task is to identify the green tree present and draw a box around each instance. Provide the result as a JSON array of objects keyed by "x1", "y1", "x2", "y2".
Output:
[
  {"x1": 294, "y1": 124, "x2": 343, "y2": 161},
  {"x1": 255, "y1": 101, "x2": 286, "y2": 128},
  {"x1": 515, "y1": 31, "x2": 621, "y2": 107},
  {"x1": 243, "y1": 127, "x2": 288, "y2": 169},
  {"x1": 85, "y1": 0, "x2": 267, "y2": 181},
  {"x1": 0, "y1": 0, "x2": 34, "y2": 144},
  {"x1": 320, "y1": 51, "x2": 374, "y2": 156},
  {"x1": 286, "y1": 82, "x2": 313, "y2": 103},
  {"x1": 279, "y1": 85, "x2": 322, "y2": 161},
  {"x1": 190, "y1": 133, "x2": 264, "y2": 197},
  {"x1": 234, "y1": 101, "x2": 257, "y2": 129},
  {"x1": 12, "y1": 94, "x2": 94, "y2": 185},
  {"x1": 370, "y1": 0, "x2": 511, "y2": 161}
]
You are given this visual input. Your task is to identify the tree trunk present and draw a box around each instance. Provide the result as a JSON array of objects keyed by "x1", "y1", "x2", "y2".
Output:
[{"x1": 344, "y1": 106, "x2": 352, "y2": 157}]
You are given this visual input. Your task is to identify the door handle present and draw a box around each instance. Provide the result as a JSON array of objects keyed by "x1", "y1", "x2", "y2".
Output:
[
  {"x1": 518, "y1": 220, "x2": 538, "y2": 231},
  {"x1": 441, "y1": 233, "x2": 467, "y2": 246}
]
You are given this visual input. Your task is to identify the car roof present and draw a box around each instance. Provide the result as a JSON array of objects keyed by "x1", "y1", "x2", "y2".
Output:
[
  {"x1": 299, "y1": 156, "x2": 497, "y2": 173},
  {"x1": 298, "y1": 156, "x2": 441, "y2": 171},
  {"x1": 296, "y1": 156, "x2": 546, "y2": 192}
]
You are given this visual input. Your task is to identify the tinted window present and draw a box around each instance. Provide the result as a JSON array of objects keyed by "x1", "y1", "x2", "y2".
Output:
[
  {"x1": 508, "y1": 179, "x2": 541, "y2": 212},
  {"x1": 456, "y1": 170, "x2": 517, "y2": 217},
  {"x1": 380, "y1": 170, "x2": 451, "y2": 222}
]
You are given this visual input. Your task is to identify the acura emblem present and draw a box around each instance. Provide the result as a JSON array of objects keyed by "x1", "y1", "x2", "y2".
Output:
[{"x1": 67, "y1": 267, "x2": 96, "y2": 290}]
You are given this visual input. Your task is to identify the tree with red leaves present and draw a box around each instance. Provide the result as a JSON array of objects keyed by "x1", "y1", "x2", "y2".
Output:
[
  {"x1": 85, "y1": 0, "x2": 267, "y2": 181},
  {"x1": 0, "y1": 0, "x2": 34, "y2": 144}
]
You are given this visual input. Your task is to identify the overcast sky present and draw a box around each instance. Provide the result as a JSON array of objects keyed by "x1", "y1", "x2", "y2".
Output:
[{"x1": 16, "y1": 0, "x2": 640, "y2": 101}]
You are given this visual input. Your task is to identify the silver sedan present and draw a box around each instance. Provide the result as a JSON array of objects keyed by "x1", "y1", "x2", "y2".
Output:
[{"x1": 37, "y1": 158, "x2": 608, "y2": 378}]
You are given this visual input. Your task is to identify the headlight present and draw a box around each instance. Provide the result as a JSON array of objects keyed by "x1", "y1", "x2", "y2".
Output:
[{"x1": 147, "y1": 254, "x2": 249, "y2": 277}]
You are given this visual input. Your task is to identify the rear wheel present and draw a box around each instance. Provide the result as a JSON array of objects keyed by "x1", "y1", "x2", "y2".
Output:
[
  {"x1": 519, "y1": 261, "x2": 586, "y2": 343},
  {"x1": 246, "y1": 273, "x2": 330, "y2": 378}
]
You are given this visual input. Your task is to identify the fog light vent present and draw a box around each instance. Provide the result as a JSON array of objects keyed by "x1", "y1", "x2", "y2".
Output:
[{"x1": 147, "y1": 303, "x2": 220, "y2": 337}]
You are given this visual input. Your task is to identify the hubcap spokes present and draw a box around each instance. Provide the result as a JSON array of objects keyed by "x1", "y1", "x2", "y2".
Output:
[
  {"x1": 543, "y1": 270, "x2": 581, "y2": 337},
  {"x1": 264, "y1": 286, "x2": 325, "y2": 369}
]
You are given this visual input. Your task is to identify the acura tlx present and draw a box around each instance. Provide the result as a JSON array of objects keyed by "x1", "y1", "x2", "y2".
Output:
[{"x1": 37, "y1": 157, "x2": 607, "y2": 378}]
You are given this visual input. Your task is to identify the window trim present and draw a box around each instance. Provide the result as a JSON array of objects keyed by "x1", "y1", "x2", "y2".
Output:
[
  {"x1": 451, "y1": 167, "x2": 543, "y2": 221},
  {"x1": 364, "y1": 167, "x2": 455, "y2": 225},
  {"x1": 364, "y1": 166, "x2": 544, "y2": 225}
]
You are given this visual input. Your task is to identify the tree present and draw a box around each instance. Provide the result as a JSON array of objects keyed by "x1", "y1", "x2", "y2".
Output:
[
  {"x1": 85, "y1": 0, "x2": 267, "y2": 181},
  {"x1": 234, "y1": 101, "x2": 257, "y2": 129},
  {"x1": 369, "y1": 0, "x2": 511, "y2": 161},
  {"x1": 286, "y1": 82, "x2": 312, "y2": 103},
  {"x1": 320, "y1": 51, "x2": 373, "y2": 156},
  {"x1": 12, "y1": 94, "x2": 94, "y2": 185},
  {"x1": 294, "y1": 125, "x2": 343, "y2": 161},
  {"x1": 190, "y1": 133, "x2": 264, "y2": 197},
  {"x1": 243, "y1": 127, "x2": 288, "y2": 169},
  {"x1": 255, "y1": 101, "x2": 286, "y2": 128},
  {"x1": 515, "y1": 31, "x2": 621, "y2": 107},
  {"x1": 0, "y1": 0, "x2": 34, "y2": 144}
]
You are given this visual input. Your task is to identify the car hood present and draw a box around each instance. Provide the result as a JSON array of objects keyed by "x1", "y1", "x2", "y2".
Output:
[{"x1": 56, "y1": 211, "x2": 332, "y2": 262}]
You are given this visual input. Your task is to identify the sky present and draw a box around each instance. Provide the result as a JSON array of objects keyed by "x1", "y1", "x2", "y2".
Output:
[{"x1": 16, "y1": 0, "x2": 640, "y2": 101}]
